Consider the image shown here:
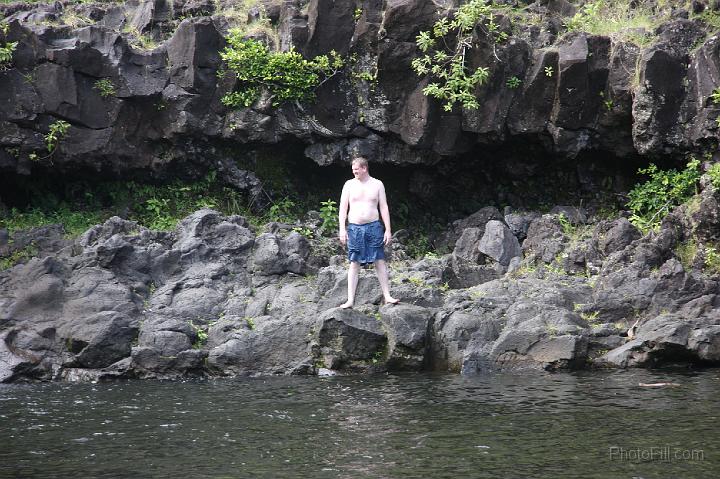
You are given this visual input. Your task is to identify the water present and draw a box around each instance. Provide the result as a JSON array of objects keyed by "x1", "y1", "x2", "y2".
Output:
[{"x1": 1, "y1": 370, "x2": 718, "y2": 478}]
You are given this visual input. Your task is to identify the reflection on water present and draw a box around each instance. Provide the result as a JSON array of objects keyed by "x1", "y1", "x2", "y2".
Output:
[{"x1": 1, "y1": 370, "x2": 718, "y2": 478}]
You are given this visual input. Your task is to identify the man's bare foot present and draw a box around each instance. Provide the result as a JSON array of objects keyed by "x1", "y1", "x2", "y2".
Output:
[
  {"x1": 339, "y1": 301, "x2": 354, "y2": 309},
  {"x1": 383, "y1": 297, "x2": 400, "y2": 305}
]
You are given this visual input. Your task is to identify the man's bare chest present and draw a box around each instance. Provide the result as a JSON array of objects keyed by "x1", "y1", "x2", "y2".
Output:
[{"x1": 349, "y1": 182, "x2": 379, "y2": 203}]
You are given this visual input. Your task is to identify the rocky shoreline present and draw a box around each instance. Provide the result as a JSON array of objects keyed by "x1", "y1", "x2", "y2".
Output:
[{"x1": 2, "y1": 177, "x2": 719, "y2": 382}]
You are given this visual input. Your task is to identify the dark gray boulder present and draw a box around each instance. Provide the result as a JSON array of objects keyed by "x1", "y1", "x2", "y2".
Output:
[
  {"x1": 691, "y1": 184, "x2": 720, "y2": 243},
  {"x1": 63, "y1": 311, "x2": 138, "y2": 369},
  {"x1": 251, "y1": 231, "x2": 310, "y2": 275},
  {"x1": 489, "y1": 304, "x2": 589, "y2": 371},
  {"x1": 504, "y1": 211, "x2": 539, "y2": 241},
  {"x1": 131, "y1": 346, "x2": 207, "y2": 378},
  {"x1": 438, "y1": 206, "x2": 504, "y2": 252},
  {"x1": 433, "y1": 275, "x2": 595, "y2": 373},
  {"x1": 549, "y1": 205, "x2": 588, "y2": 224},
  {"x1": 0, "y1": 224, "x2": 70, "y2": 263},
  {"x1": 207, "y1": 314, "x2": 314, "y2": 376},
  {"x1": 304, "y1": 0, "x2": 355, "y2": 57},
  {"x1": 432, "y1": 307, "x2": 503, "y2": 373},
  {"x1": 316, "y1": 264, "x2": 387, "y2": 309},
  {"x1": 594, "y1": 218, "x2": 641, "y2": 257},
  {"x1": 378, "y1": 303, "x2": 433, "y2": 370},
  {"x1": 313, "y1": 307, "x2": 387, "y2": 370},
  {"x1": 522, "y1": 215, "x2": 565, "y2": 264},
  {"x1": 452, "y1": 227, "x2": 484, "y2": 263},
  {"x1": 478, "y1": 220, "x2": 522, "y2": 267},
  {"x1": 166, "y1": 16, "x2": 223, "y2": 93},
  {"x1": 596, "y1": 308, "x2": 720, "y2": 368},
  {"x1": 443, "y1": 254, "x2": 501, "y2": 289}
]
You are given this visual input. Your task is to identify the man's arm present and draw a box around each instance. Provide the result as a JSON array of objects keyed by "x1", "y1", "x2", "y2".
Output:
[
  {"x1": 338, "y1": 181, "x2": 350, "y2": 245},
  {"x1": 377, "y1": 180, "x2": 392, "y2": 245}
]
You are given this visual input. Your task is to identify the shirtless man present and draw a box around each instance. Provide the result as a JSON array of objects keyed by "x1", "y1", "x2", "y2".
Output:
[{"x1": 338, "y1": 157, "x2": 399, "y2": 308}]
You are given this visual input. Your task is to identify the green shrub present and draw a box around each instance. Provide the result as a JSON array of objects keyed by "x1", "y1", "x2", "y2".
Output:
[
  {"x1": 267, "y1": 197, "x2": 297, "y2": 223},
  {"x1": 292, "y1": 225, "x2": 313, "y2": 238},
  {"x1": 0, "y1": 40, "x2": 16, "y2": 71},
  {"x1": 505, "y1": 76, "x2": 521, "y2": 89},
  {"x1": 557, "y1": 213, "x2": 575, "y2": 237},
  {"x1": 705, "y1": 246, "x2": 720, "y2": 275},
  {"x1": 693, "y1": 8, "x2": 720, "y2": 33},
  {"x1": 410, "y1": 0, "x2": 505, "y2": 111},
  {"x1": 405, "y1": 233, "x2": 432, "y2": 259},
  {"x1": 0, "y1": 243, "x2": 38, "y2": 271},
  {"x1": 0, "y1": 206, "x2": 105, "y2": 237},
  {"x1": 626, "y1": 159, "x2": 701, "y2": 231},
  {"x1": 24, "y1": 120, "x2": 72, "y2": 163},
  {"x1": 94, "y1": 78, "x2": 116, "y2": 98},
  {"x1": 564, "y1": 0, "x2": 660, "y2": 45},
  {"x1": 220, "y1": 35, "x2": 343, "y2": 108},
  {"x1": 45, "y1": 120, "x2": 70, "y2": 153},
  {"x1": 122, "y1": 25, "x2": 158, "y2": 51},
  {"x1": 1, "y1": 21, "x2": 15, "y2": 69},
  {"x1": 707, "y1": 162, "x2": 720, "y2": 190},
  {"x1": 189, "y1": 320, "x2": 208, "y2": 349},
  {"x1": 675, "y1": 239, "x2": 697, "y2": 271},
  {"x1": 318, "y1": 199, "x2": 338, "y2": 235},
  {"x1": 0, "y1": 171, "x2": 251, "y2": 236},
  {"x1": 711, "y1": 87, "x2": 720, "y2": 105},
  {"x1": 212, "y1": 0, "x2": 264, "y2": 29},
  {"x1": 131, "y1": 171, "x2": 229, "y2": 230}
]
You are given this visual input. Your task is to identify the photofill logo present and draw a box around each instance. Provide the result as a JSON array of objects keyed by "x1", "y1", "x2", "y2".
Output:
[{"x1": 609, "y1": 446, "x2": 705, "y2": 463}]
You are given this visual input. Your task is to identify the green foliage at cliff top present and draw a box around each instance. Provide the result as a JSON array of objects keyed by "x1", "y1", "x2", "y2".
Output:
[
  {"x1": 564, "y1": 0, "x2": 720, "y2": 45},
  {"x1": 220, "y1": 34, "x2": 343, "y2": 108},
  {"x1": 564, "y1": 1, "x2": 659, "y2": 37}
]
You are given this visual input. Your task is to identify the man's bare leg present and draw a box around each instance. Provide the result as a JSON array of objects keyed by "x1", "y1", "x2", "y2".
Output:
[
  {"x1": 340, "y1": 261, "x2": 361, "y2": 308},
  {"x1": 374, "y1": 259, "x2": 399, "y2": 304}
]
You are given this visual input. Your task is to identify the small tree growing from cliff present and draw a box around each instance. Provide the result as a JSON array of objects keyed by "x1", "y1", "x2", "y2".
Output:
[
  {"x1": 410, "y1": 0, "x2": 508, "y2": 111},
  {"x1": 220, "y1": 32, "x2": 343, "y2": 108}
]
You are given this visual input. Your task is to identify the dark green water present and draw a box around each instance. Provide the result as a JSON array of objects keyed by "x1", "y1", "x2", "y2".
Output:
[{"x1": 1, "y1": 370, "x2": 718, "y2": 478}]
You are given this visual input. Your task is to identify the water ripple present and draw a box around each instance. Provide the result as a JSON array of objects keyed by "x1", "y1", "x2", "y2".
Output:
[{"x1": 0, "y1": 370, "x2": 718, "y2": 478}]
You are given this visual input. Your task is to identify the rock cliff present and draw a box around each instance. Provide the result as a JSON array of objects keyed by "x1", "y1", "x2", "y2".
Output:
[{"x1": 1, "y1": 0, "x2": 719, "y2": 183}]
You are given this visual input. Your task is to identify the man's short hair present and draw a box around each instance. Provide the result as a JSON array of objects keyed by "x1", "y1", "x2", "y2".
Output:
[{"x1": 352, "y1": 157, "x2": 369, "y2": 169}]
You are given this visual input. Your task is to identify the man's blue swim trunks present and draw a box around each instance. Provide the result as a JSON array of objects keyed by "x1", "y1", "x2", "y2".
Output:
[{"x1": 347, "y1": 220, "x2": 385, "y2": 265}]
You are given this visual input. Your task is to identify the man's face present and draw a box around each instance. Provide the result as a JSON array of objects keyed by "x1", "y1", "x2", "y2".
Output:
[{"x1": 352, "y1": 162, "x2": 367, "y2": 179}]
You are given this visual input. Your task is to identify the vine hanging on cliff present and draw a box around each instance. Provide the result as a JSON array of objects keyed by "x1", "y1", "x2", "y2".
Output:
[
  {"x1": 410, "y1": 0, "x2": 508, "y2": 111},
  {"x1": 220, "y1": 31, "x2": 343, "y2": 108}
]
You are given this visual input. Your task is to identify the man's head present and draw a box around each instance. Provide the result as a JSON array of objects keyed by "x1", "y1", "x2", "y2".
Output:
[{"x1": 351, "y1": 157, "x2": 369, "y2": 179}]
